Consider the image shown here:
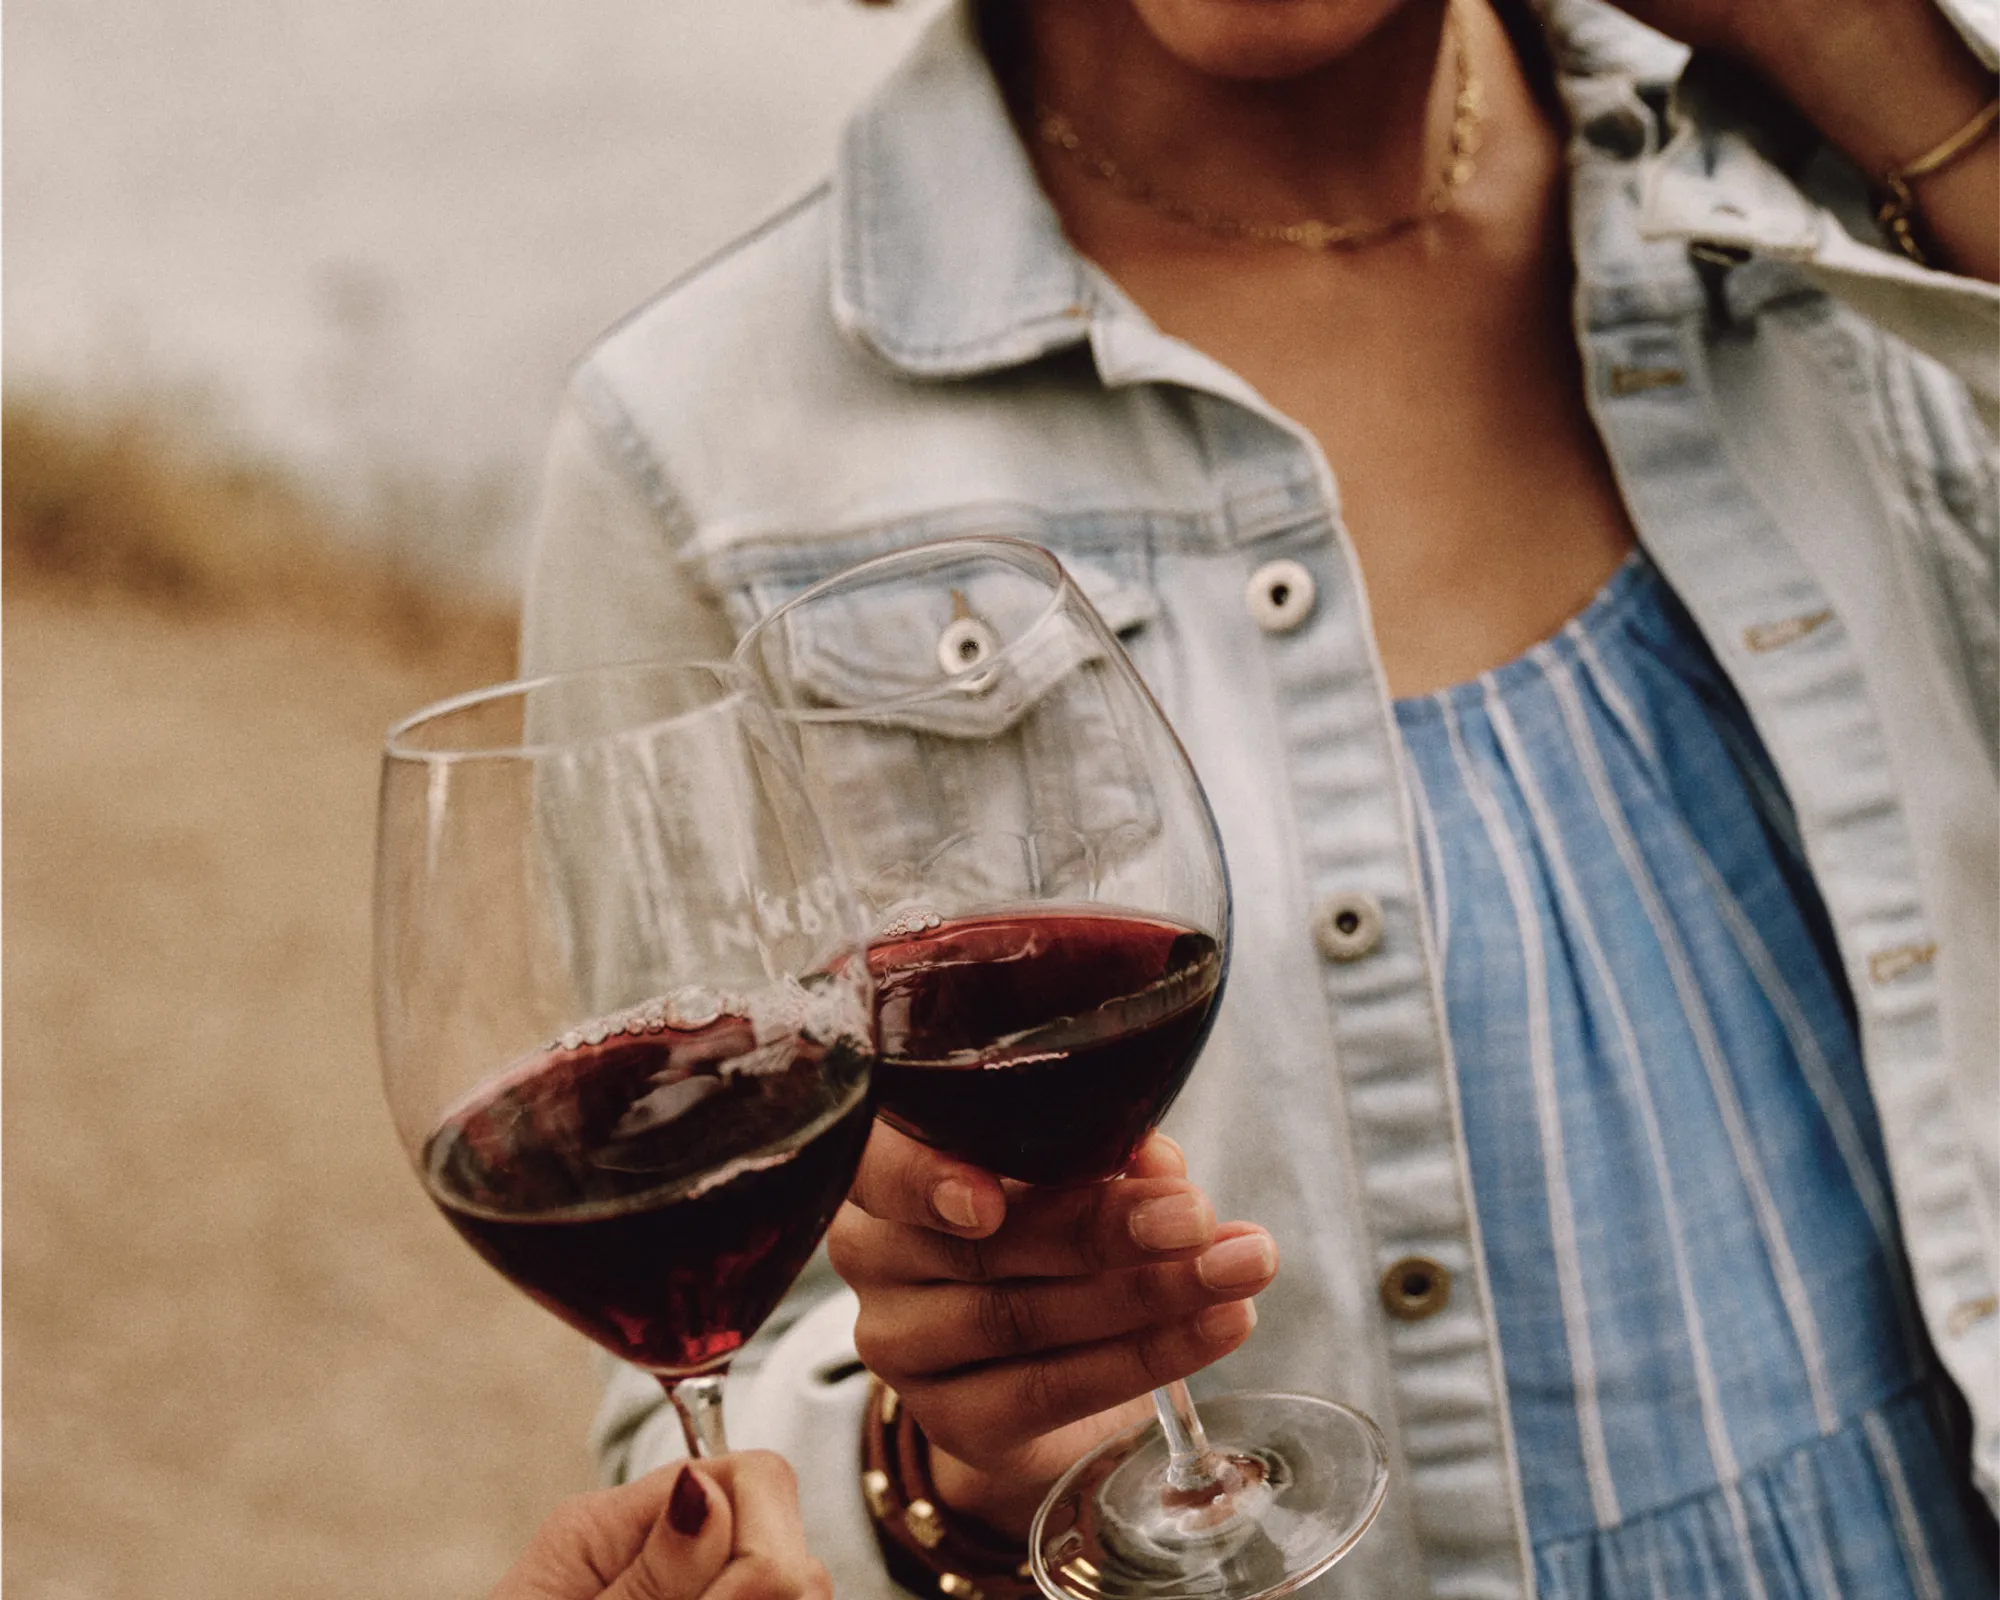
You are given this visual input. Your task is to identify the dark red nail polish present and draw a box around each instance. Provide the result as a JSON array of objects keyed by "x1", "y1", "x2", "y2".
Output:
[{"x1": 667, "y1": 1465, "x2": 710, "y2": 1537}]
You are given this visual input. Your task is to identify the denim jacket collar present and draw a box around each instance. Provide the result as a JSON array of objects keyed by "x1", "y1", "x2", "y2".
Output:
[
  {"x1": 830, "y1": 0, "x2": 1834, "y2": 381},
  {"x1": 831, "y1": 0, "x2": 1096, "y2": 377}
]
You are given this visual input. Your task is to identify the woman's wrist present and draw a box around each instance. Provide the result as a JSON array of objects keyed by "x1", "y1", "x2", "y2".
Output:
[
  {"x1": 1732, "y1": 2, "x2": 1989, "y2": 164},
  {"x1": 1724, "y1": 0, "x2": 1998, "y2": 277},
  {"x1": 860, "y1": 1380, "x2": 1043, "y2": 1599},
  {"x1": 926, "y1": 1446, "x2": 1049, "y2": 1539}
]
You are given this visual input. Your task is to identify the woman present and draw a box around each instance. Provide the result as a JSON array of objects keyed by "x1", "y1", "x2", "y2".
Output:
[{"x1": 521, "y1": 0, "x2": 1998, "y2": 1593}]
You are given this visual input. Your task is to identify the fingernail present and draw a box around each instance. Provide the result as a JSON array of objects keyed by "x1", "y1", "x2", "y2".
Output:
[
  {"x1": 1129, "y1": 1193, "x2": 1209, "y2": 1252},
  {"x1": 931, "y1": 1179, "x2": 981, "y2": 1231},
  {"x1": 667, "y1": 1465, "x2": 709, "y2": 1537},
  {"x1": 1196, "y1": 1233, "x2": 1276, "y2": 1292},
  {"x1": 1196, "y1": 1298, "x2": 1257, "y2": 1342}
]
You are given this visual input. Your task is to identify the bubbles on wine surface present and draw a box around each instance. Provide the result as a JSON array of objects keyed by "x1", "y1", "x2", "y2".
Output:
[
  {"x1": 878, "y1": 906, "x2": 945, "y2": 939},
  {"x1": 429, "y1": 996, "x2": 868, "y2": 1220}
]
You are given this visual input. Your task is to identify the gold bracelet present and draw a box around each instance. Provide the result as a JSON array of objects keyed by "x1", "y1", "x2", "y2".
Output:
[
  {"x1": 860, "y1": 1379, "x2": 1042, "y2": 1600},
  {"x1": 1876, "y1": 97, "x2": 2000, "y2": 266}
]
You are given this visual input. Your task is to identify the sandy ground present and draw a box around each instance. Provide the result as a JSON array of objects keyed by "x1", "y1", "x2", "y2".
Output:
[{"x1": 4, "y1": 584, "x2": 605, "y2": 1599}]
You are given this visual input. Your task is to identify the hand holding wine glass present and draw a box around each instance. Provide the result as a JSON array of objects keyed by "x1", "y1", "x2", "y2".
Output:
[
  {"x1": 733, "y1": 539, "x2": 1388, "y2": 1600},
  {"x1": 374, "y1": 661, "x2": 874, "y2": 1462},
  {"x1": 831, "y1": 1122, "x2": 1274, "y2": 1530}
]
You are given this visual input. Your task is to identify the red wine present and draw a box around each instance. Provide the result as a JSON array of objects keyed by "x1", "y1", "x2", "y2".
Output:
[
  {"x1": 424, "y1": 995, "x2": 872, "y2": 1377},
  {"x1": 869, "y1": 910, "x2": 1223, "y2": 1186}
]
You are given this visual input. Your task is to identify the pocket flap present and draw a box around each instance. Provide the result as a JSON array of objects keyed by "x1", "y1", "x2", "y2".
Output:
[{"x1": 771, "y1": 557, "x2": 1158, "y2": 740}]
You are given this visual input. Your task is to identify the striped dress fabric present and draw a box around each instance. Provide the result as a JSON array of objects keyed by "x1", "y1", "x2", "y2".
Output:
[{"x1": 1393, "y1": 553, "x2": 1996, "y2": 1598}]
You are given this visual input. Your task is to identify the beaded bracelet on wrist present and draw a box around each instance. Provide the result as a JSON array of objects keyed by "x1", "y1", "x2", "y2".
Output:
[{"x1": 860, "y1": 1377, "x2": 1043, "y2": 1600}]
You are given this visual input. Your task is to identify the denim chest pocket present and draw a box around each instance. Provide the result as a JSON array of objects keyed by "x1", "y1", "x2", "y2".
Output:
[{"x1": 730, "y1": 550, "x2": 1167, "y2": 923}]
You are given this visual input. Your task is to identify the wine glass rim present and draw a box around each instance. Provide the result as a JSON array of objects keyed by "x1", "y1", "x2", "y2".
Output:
[
  {"x1": 732, "y1": 535, "x2": 1082, "y2": 721},
  {"x1": 382, "y1": 658, "x2": 741, "y2": 764}
]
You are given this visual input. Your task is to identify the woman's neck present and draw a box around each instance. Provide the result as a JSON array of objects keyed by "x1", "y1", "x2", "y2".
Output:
[
  {"x1": 1011, "y1": 0, "x2": 1474, "y2": 232},
  {"x1": 1016, "y1": 0, "x2": 1472, "y2": 231}
]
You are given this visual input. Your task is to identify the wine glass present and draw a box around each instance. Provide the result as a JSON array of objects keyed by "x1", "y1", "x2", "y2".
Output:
[
  {"x1": 732, "y1": 538, "x2": 1389, "y2": 1599},
  {"x1": 373, "y1": 660, "x2": 875, "y2": 1459}
]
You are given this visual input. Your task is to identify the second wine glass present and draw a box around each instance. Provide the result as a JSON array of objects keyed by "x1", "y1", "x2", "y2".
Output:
[
  {"x1": 732, "y1": 538, "x2": 1389, "y2": 1599},
  {"x1": 373, "y1": 660, "x2": 875, "y2": 1460}
]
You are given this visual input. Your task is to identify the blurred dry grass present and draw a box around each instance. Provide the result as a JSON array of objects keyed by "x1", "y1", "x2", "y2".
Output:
[
  {"x1": 2, "y1": 395, "x2": 518, "y2": 670},
  {"x1": 3, "y1": 398, "x2": 605, "y2": 1600}
]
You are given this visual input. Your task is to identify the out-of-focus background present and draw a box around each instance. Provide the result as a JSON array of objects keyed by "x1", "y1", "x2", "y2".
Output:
[{"x1": 4, "y1": 3, "x2": 933, "y2": 1596}]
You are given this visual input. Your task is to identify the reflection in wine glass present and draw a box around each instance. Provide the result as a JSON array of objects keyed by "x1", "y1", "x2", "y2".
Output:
[
  {"x1": 733, "y1": 539, "x2": 1389, "y2": 1599},
  {"x1": 373, "y1": 661, "x2": 874, "y2": 1458}
]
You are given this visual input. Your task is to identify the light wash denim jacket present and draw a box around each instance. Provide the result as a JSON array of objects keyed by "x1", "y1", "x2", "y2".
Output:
[{"x1": 519, "y1": 3, "x2": 1999, "y2": 1594}]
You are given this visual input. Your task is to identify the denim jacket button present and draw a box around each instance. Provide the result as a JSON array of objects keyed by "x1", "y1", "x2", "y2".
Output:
[
  {"x1": 1380, "y1": 1256, "x2": 1451, "y2": 1320},
  {"x1": 936, "y1": 615, "x2": 1000, "y2": 676},
  {"x1": 1246, "y1": 559, "x2": 1316, "y2": 633},
  {"x1": 1313, "y1": 892, "x2": 1383, "y2": 961}
]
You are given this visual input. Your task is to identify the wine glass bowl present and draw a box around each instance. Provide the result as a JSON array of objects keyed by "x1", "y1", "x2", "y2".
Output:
[
  {"x1": 734, "y1": 537, "x2": 1226, "y2": 1185},
  {"x1": 866, "y1": 906, "x2": 1223, "y2": 1187},
  {"x1": 373, "y1": 660, "x2": 874, "y2": 1456}
]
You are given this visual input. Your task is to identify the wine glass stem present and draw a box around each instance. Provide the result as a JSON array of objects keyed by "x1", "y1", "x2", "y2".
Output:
[
  {"x1": 666, "y1": 1372, "x2": 730, "y2": 1459},
  {"x1": 1151, "y1": 1380, "x2": 1225, "y2": 1494}
]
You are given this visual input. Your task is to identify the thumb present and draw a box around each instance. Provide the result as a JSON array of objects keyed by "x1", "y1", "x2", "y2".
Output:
[{"x1": 602, "y1": 1465, "x2": 735, "y2": 1600}]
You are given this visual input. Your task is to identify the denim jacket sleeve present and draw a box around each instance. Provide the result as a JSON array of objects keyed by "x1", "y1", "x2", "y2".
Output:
[{"x1": 518, "y1": 391, "x2": 739, "y2": 681}]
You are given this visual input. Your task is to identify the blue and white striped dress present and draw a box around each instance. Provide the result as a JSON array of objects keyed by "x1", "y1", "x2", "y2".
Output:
[{"x1": 1394, "y1": 553, "x2": 1996, "y2": 1598}]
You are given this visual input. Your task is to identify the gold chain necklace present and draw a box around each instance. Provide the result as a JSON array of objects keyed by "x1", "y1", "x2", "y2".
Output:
[{"x1": 1034, "y1": 0, "x2": 1484, "y2": 253}]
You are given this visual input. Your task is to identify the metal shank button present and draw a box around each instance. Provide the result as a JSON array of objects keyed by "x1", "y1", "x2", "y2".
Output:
[
  {"x1": 1380, "y1": 1256, "x2": 1451, "y2": 1321},
  {"x1": 1246, "y1": 559, "x2": 1316, "y2": 634},
  {"x1": 937, "y1": 615, "x2": 1000, "y2": 676},
  {"x1": 1313, "y1": 891, "x2": 1384, "y2": 962}
]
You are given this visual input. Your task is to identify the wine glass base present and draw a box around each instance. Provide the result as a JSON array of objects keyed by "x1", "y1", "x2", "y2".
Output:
[{"x1": 1028, "y1": 1392, "x2": 1389, "y2": 1600}]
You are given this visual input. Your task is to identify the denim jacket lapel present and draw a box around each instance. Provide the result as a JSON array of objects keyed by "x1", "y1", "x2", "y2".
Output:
[{"x1": 831, "y1": 0, "x2": 1095, "y2": 378}]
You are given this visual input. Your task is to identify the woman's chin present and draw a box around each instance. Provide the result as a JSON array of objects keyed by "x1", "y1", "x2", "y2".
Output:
[{"x1": 1127, "y1": 0, "x2": 1411, "y2": 81}]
